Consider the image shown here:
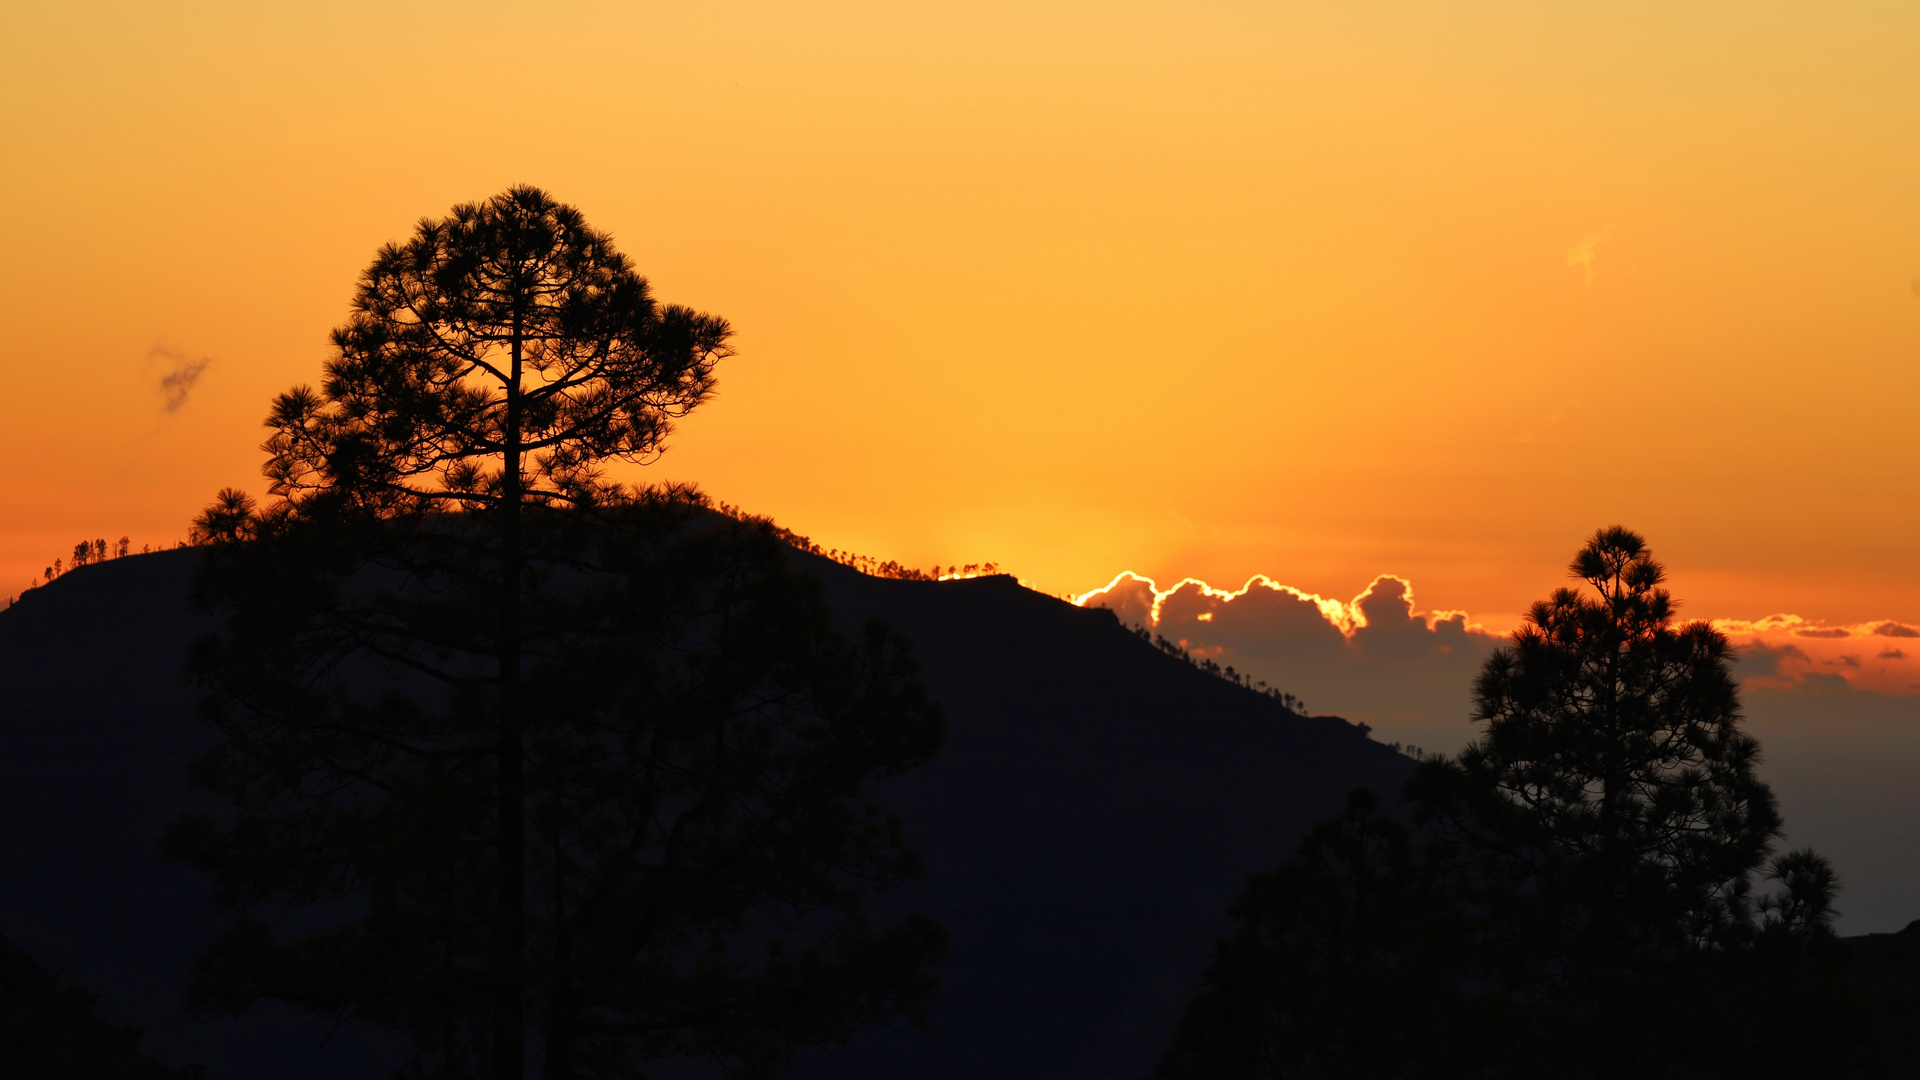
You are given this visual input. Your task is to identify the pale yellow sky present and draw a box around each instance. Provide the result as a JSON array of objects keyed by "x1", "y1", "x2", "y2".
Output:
[{"x1": 3, "y1": 0, "x2": 1917, "y2": 627}]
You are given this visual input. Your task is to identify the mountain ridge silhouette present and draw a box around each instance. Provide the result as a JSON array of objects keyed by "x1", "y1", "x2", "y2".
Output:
[
  {"x1": 9, "y1": 544, "x2": 1906, "y2": 1076},
  {"x1": 0, "y1": 544, "x2": 1408, "y2": 1076}
]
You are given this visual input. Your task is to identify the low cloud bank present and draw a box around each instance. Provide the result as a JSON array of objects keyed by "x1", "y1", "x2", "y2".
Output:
[
  {"x1": 1076, "y1": 572, "x2": 1504, "y2": 752},
  {"x1": 1720, "y1": 614, "x2": 1920, "y2": 697},
  {"x1": 1076, "y1": 573, "x2": 1920, "y2": 750}
]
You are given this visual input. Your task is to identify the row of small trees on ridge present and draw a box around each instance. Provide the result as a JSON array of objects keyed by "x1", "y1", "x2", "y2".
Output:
[
  {"x1": 1124, "y1": 623, "x2": 1312, "y2": 717},
  {"x1": 718, "y1": 502, "x2": 1001, "y2": 582},
  {"x1": 4, "y1": 536, "x2": 161, "y2": 609}
]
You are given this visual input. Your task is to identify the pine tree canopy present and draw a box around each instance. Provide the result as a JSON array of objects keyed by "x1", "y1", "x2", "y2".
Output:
[
  {"x1": 1156, "y1": 528, "x2": 1874, "y2": 1080},
  {"x1": 172, "y1": 188, "x2": 947, "y2": 1080}
]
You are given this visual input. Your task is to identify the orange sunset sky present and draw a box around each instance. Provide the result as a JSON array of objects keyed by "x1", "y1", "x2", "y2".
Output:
[{"x1": 5, "y1": 2, "x2": 1919, "y2": 645}]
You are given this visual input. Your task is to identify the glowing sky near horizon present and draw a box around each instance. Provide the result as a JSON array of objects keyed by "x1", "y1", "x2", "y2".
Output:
[{"x1": 3, "y1": 1, "x2": 1919, "y2": 634}]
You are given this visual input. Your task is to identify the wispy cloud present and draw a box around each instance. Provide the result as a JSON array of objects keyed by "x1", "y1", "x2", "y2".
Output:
[
  {"x1": 1566, "y1": 230, "x2": 1611, "y2": 285},
  {"x1": 150, "y1": 344, "x2": 212, "y2": 413}
]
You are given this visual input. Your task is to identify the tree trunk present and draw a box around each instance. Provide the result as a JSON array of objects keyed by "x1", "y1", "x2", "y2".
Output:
[
  {"x1": 495, "y1": 311, "x2": 528, "y2": 1080},
  {"x1": 546, "y1": 820, "x2": 576, "y2": 1079}
]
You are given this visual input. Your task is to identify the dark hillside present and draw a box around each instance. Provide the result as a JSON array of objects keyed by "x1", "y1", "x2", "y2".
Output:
[
  {"x1": 0, "y1": 931, "x2": 191, "y2": 1078},
  {"x1": 0, "y1": 552, "x2": 406, "y2": 1075},
  {"x1": 1850, "y1": 921, "x2": 1920, "y2": 1078},
  {"x1": 0, "y1": 548, "x2": 1412, "y2": 1078},
  {"x1": 788, "y1": 557, "x2": 1411, "y2": 1078}
]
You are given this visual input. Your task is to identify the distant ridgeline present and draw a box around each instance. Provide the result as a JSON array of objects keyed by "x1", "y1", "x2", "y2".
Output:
[
  {"x1": 6, "y1": 536, "x2": 187, "y2": 608},
  {"x1": 720, "y1": 502, "x2": 1321, "y2": 714},
  {"x1": 1119, "y1": 622, "x2": 1313, "y2": 717},
  {"x1": 717, "y1": 501, "x2": 1003, "y2": 583},
  {"x1": 11, "y1": 499, "x2": 957, "y2": 608},
  {"x1": 0, "y1": 523, "x2": 1406, "y2": 1079},
  {"x1": 4, "y1": 509, "x2": 998, "y2": 603},
  {"x1": 1103, "y1": 624, "x2": 1443, "y2": 757},
  {"x1": 9, "y1": 507, "x2": 1325, "y2": 721}
]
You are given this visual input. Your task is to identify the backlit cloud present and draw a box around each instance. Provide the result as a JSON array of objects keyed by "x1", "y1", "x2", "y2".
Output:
[
  {"x1": 1713, "y1": 614, "x2": 1917, "y2": 696},
  {"x1": 1076, "y1": 571, "x2": 1505, "y2": 746},
  {"x1": 1077, "y1": 574, "x2": 1920, "y2": 752}
]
